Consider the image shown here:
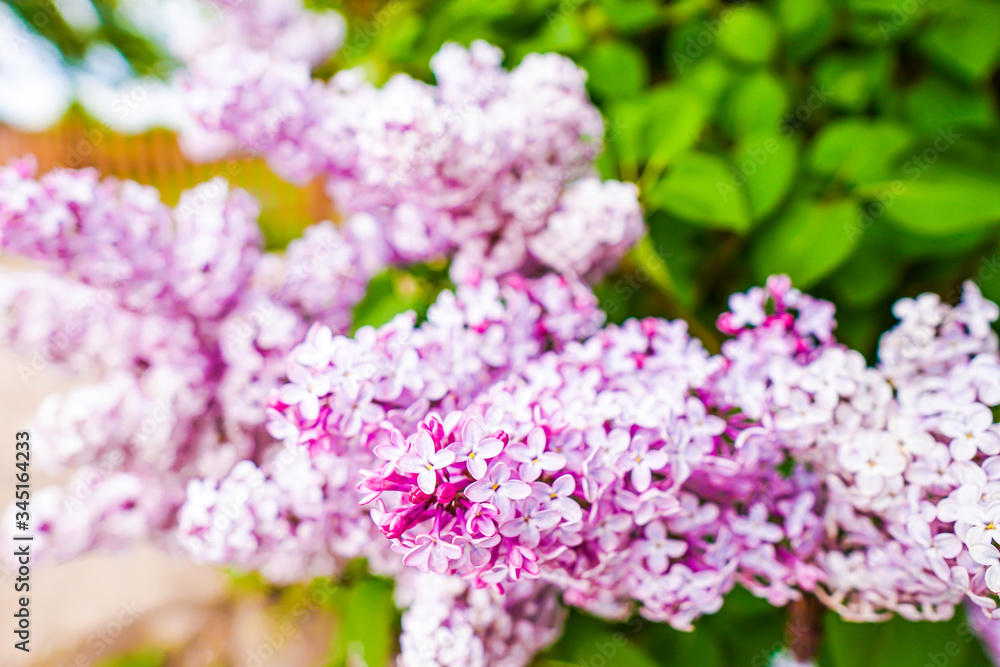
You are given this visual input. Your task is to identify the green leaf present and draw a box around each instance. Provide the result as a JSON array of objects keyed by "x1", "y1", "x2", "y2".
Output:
[
  {"x1": 647, "y1": 152, "x2": 751, "y2": 232},
  {"x1": 644, "y1": 86, "x2": 708, "y2": 169},
  {"x1": 857, "y1": 177, "x2": 1000, "y2": 235},
  {"x1": 605, "y1": 98, "x2": 649, "y2": 177},
  {"x1": 326, "y1": 578, "x2": 396, "y2": 667},
  {"x1": 813, "y1": 50, "x2": 891, "y2": 112},
  {"x1": 352, "y1": 269, "x2": 434, "y2": 332},
  {"x1": 917, "y1": 0, "x2": 1000, "y2": 82},
  {"x1": 733, "y1": 132, "x2": 798, "y2": 221},
  {"x1": 752, "y1": 199, "x2": 859, "y2": 287},
  {"x1": 776, "y1": 0, "x2": 835, "y2": 61},
  {"x1": 716, "y1": 6, "x2": 779, "y2": 65},
  {"x1": 629, "y1": 235, "x2": 676, "y2": 295},
  {"x1": 720, "y1": 70, "x2": 788, "y2": 139},
  {"x1": 678, "y1": 55, "x2": 735, "y2": 110},
  {"x1": 566, "y1": 629, "x2": 660, "y2": 667},
  {"x1": 583, "y1": 40, "x2": 649, "y2": 99},
  {"x1": 843, "y1": 0, "x2": 904, "y2": 12},
  {"x1": 597, "y1": 0, "x2": 664, "y2": 33},
  {"x1": 512, "y1": 12, "x2": 588, "y2": 59},
  {"x1": 903, "y1": 76, "x2": 997, "y2": 136},
  {"x1": 96, "y1": 649, "x2": 165, "y2": 667},
  {"x1": 824, "y1": 611, "x2": 988, "y2": 667},
  {"x1": 809, "y1": 120, "x2": 913, "y2": 186},
  {"x1": 832, "y1": 244, "x2": 901, "y2": 307}
]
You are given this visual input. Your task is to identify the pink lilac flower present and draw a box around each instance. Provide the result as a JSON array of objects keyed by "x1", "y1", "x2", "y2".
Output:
[
  {"x1": 711, "y1": 277, "x2": 1000, "y2": 624},
  {"x1": 181, "y1": 24, "x2": 644, "y2": 281},
  {"x1": 395, "y1": 572, "x2": 566, "y2": 667},
  {"x1": 0, "y1": 158, "x2": 380, "y2": 577},
  {"x1": 357, "y1": 315, "x2": 747, "y2": 629}
]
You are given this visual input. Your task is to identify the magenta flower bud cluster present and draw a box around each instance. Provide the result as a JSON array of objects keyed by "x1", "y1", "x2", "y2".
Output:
[{"x1": 176, "y1": 272, "x2": 603, "y2": 584}]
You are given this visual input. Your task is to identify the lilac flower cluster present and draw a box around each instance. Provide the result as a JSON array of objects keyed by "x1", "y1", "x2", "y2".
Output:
[
  {"x1": 6, "y1": 10, "x2": 1000, "y2": 651},
  {"x1": 395, "y1": 572, "x2": 566, "y2": 667},
  {"x1": 358, "y1": 316, "x2": 740, "y2": 630},
  {"x1": 306, "y1": 270, "x2": 1000, "y2": 643},
  {"x1": 0, "y1": 157, "x2": 378, "y2": 563},
  {"x1": 178, "y1": 272, "x2": 601, "y2": 582},
  {"x1": 710, "y1": 276, "x2": 1000, "y2": 623},
  {"x1": 181, "y1": 22, "x2": 643, "y2": 281}
]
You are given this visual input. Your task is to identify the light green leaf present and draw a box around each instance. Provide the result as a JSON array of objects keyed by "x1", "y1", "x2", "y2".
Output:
[
  {"x1": 97, "y1": 650, "x2": 165, "y2": 667},
  {"x1": 644, "y1": 86, "x2": 708, "y2": 169},
  {"x1": 605, "y1": 98, "x2": 649, "y2": 177},
  {"x1": 678, "y1": 55, "x2": 735, "y2": 110},
  {"x1": 647, "y1": 152, "x2": 751, "y2": 232},
  {"x1": 813, "y1": 50, "x2": 891, "y2": 112},
  {"x1": 776, "y1": 0, "x2": 835, "y2": 60},
  {"x1": 512, "y1": 12, "x2": 588, "y2": 59},
  {"x1": 597, "y1": 0, "x2": 665, "y2": 33},
  {"x1": 583, "y1": 40, "x2": 649, "y2": 99},
  {"x1": 733, "y1": 132, "x2": 798, "y2": 221},
  {"x1": 857, "y1": 177, "x2": 1000, "y2": 235},
  {"x1": 720, "y1": 70, "x2": 788, "y2": 139},
  {"x1": 752, "y1": 199, "x2": 859, "y2": 287},
  {"x1": 326, "y1": 578, "x2": 396, "y2": 667},
  {"x1": 352, "y1": 269, "x2": 431, "y2": 332},
  {"x1": 716, "y1": 6, "x2": 779, "y2": 65}
]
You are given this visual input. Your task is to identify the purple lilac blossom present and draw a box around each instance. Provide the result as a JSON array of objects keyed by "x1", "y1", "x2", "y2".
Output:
[
  {"x1": 712, "y1": 276, "x2": 1000, "y2": 623},
  {"x1": 181, "y1": 26, "x2": 644, "y2": 282},
  {"x1": 0, "y1": 157, "x2": 379, "y2": 566}
]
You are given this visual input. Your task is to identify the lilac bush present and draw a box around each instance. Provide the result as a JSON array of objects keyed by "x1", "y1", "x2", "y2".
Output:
[{"x1": 4, "y1": 0, "x2": 1000, "y2": 663}]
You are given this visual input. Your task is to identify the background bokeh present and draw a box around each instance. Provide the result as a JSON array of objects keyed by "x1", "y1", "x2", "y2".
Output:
[{"x1": 4, "y1": 0, "x2": 1000, "y2": 665}]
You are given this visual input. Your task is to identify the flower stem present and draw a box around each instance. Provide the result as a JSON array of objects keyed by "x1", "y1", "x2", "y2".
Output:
[{"x1": 788, "y1": 594, "x2": 824, "y2": 663}]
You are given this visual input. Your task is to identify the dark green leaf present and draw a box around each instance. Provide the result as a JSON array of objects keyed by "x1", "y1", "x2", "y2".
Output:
[
  {"x1": 809, "y1": 120, "x2": 913, "y2": 186},
  {"x1": 917, "y1": 0, "x2": 1000, "y2": 82}
]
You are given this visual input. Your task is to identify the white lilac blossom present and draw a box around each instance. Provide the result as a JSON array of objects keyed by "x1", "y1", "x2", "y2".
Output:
[
  {"x1": 181, "y1": 24, "x2": 644, "y2": 281},
  {"x1": 394, "y1": 572, "x2": 566, "y2": 667},
  {"x1": 0, "y1": 158, "x2": 380, "y2": 566}
]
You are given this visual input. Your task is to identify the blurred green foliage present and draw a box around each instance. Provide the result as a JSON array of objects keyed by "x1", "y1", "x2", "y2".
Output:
[
  {"x1": 8, "y1": 0, "x2": 170, "y2": 76},
  {"x1": 96, "y1": 647, "x2": 166, "y2": 667}
]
